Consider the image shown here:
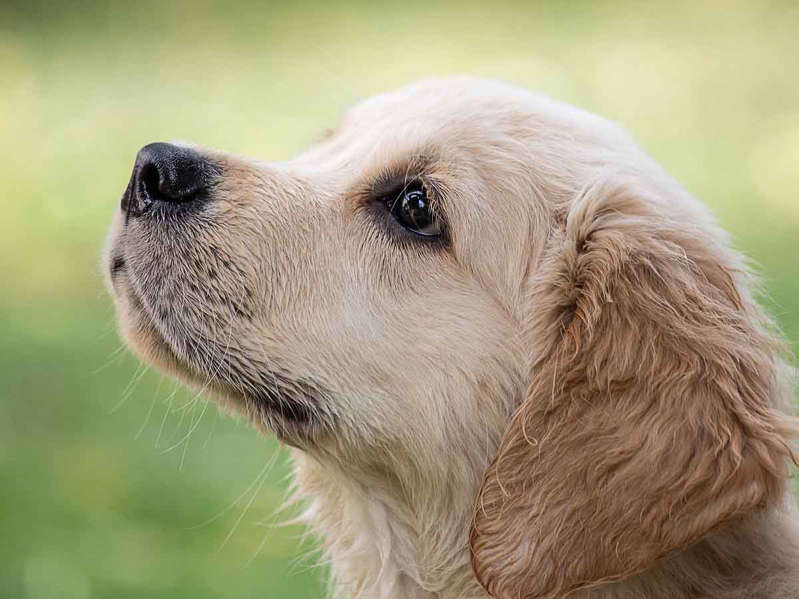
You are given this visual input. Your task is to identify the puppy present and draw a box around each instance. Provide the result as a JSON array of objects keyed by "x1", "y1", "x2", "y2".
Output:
[{"x1": 105, "y1": 77, "x2": 799, "y2": 599}]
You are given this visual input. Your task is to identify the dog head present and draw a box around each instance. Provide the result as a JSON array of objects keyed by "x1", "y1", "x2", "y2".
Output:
[{"x1": 105, "y1": 77, "x2": 796, "y2": 598}]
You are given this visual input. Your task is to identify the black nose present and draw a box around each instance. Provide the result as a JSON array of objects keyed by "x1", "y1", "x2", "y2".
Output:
[{"x1": 121, "y1": 142, "x2": 216, "y2": 217}]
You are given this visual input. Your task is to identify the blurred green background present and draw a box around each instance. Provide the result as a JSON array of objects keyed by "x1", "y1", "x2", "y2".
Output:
[{"x1": 1, "y1": 1, "x2": 797, "y2": 598}]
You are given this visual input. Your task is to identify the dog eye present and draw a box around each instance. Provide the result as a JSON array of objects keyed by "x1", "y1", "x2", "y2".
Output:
[{"x1": 388, "y1": 183, "x2": 442, "y2": 237}]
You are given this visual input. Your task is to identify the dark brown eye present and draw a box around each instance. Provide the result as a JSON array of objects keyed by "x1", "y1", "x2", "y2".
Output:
[{"x1": 389, "y1": 183, "x2": 442, "y2": 237}]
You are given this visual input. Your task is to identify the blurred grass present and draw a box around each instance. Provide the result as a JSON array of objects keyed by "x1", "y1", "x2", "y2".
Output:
[{"x1": 1, "y1": 1, "x2": 798, "y2": 597}]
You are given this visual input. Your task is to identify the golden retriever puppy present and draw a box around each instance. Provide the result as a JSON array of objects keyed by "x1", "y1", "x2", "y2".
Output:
[{"x1": 104, "y1": 77, "x2": 799, "y2": 599}]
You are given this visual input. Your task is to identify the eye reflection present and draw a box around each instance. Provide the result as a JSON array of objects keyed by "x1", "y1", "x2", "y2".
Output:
[{"x1": 388, "y1": 183, "x2": 442, "y2": 237}]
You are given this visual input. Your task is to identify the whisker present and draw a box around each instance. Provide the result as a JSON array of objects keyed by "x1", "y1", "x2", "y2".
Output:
[
  {"x1": 161, "y1": 314, "x2": 232, "y2": 454},
  {"x1": 92, "y1": 343, "x2": 128, "y2": 374},
  {"x1": 186, "y1": 453, "x2": 278, "y2": 531},
  {"x1": 175, "y1": 398, "x2": 211, "y2": 464},
  {"x1": 155, "y1": 381, "x2": 180, "y2": 449},
  {"x1": 108, "y1": 362, "x2": 149, "y2": 414},
  {"x1": 179, "y1": 421, "x2": 192, "y2": 471},
  {"x1": 202, "y1": 411, "x2": 219, "y2": 449},
  {"x1": 219, "y1": 450, "x2": 281, "y2": 551},
  {"x1": 135, "y1": 375, "x2": 164, "y2": 439}
]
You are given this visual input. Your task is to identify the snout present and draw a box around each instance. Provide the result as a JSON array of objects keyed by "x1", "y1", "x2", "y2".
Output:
[{"x1": 121, "y1": 142, "x2": 218, "y2": 217}]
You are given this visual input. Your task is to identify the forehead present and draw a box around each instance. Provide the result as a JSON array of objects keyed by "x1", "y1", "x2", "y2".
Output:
[
  {"x1": 345, "y1": 78, "x2": 535, "y2": 151},
  {"x1": 298, "y1": 77, "x2": 624, "y2": 184},
  {"x1": 349, "y1": 78, "x2": 531, "y2": 126},
  {"x1": 297, "y1": 78, "x2": 547, "y2": 174}
]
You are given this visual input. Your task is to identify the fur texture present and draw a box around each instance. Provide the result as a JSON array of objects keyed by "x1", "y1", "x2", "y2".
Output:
[{"x1": 105, "y1": 77, "x2": 799, "y2": 599}]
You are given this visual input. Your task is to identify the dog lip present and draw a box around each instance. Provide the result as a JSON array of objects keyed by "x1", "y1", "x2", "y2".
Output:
[
  {"x1": 121, "y1": 277, "x2": 320, "y2": 423},
  {"x1": 113, "y1": 247, "x2": 328, "y2": 442},
  {"x1": 121, "y1": 281, "x2": 212, "y2": 389}
]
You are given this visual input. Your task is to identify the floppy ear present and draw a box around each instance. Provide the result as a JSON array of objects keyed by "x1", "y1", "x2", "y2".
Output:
[{"x1": 470, "y1": 175, "x2": 796, "y2": 599}]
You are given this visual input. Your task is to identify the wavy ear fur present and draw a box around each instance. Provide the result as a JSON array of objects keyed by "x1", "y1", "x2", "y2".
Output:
[{"x1": 470, "y1": 174, "x2": 797, "y2": 599}]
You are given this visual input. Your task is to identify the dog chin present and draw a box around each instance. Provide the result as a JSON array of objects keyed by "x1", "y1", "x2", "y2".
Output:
[{"x1": 110, "y1": 268, "x2": 328, "y2": 446}]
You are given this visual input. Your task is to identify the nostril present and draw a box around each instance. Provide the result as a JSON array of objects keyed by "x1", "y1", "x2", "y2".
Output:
[
  {"x1": 138, "y1": 163, "x2": 162, "y2": 206},
  {"x1": 122, "y1": 142, "x2": 217, "y2": 218}
]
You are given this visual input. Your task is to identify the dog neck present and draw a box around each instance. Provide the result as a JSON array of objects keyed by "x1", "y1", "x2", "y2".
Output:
[
  {"x1": 290, "y1": 448, "x2": 799, "y2": 599},
  {"x1": 291, "y1": 447, "x2": 487, "y2": 599}
]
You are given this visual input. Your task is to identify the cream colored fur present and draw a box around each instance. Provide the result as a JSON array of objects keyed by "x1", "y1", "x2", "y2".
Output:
[{"x1": 105, "y1": 77, "x2": 799, "y2": 599}]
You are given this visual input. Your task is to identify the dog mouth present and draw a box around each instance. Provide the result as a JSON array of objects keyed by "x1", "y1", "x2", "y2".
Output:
[
  {"x1": 106, "y1": 142, "x2": 332, "y2": 444},
  {"x1": 110, "y1": 256, "x2": 330, "y2": 443},
  {"x1": 109, "y1": 263, "x2": 209, "y2": 387}
]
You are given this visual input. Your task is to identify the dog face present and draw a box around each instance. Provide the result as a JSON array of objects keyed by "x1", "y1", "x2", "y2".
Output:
[
  {"x1": 105, "y1": 78, "x2": 572, "y2": 450},
  {"x1": 105, "y1": 77, "x2": 795, "y2": 598}
]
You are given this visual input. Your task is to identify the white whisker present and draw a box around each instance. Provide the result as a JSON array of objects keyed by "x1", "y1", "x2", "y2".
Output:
[
  {"x1": 135, "y1": 375, "x2": 164, "y2": 439},
  {"x1": 219, "y1": 450, "x2": 281, "y2": 551},
  {"x1": 108, "y1": 362, "x2": 149, "y2": 414}
]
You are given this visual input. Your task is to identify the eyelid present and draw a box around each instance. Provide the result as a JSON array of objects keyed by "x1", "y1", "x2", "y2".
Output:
[
  {"x1": 374, "y1": 174, "x2": 439, "y2": 211},
  {"x1": 360, "y1": 162, "x2": 449, "y2": 240}
]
